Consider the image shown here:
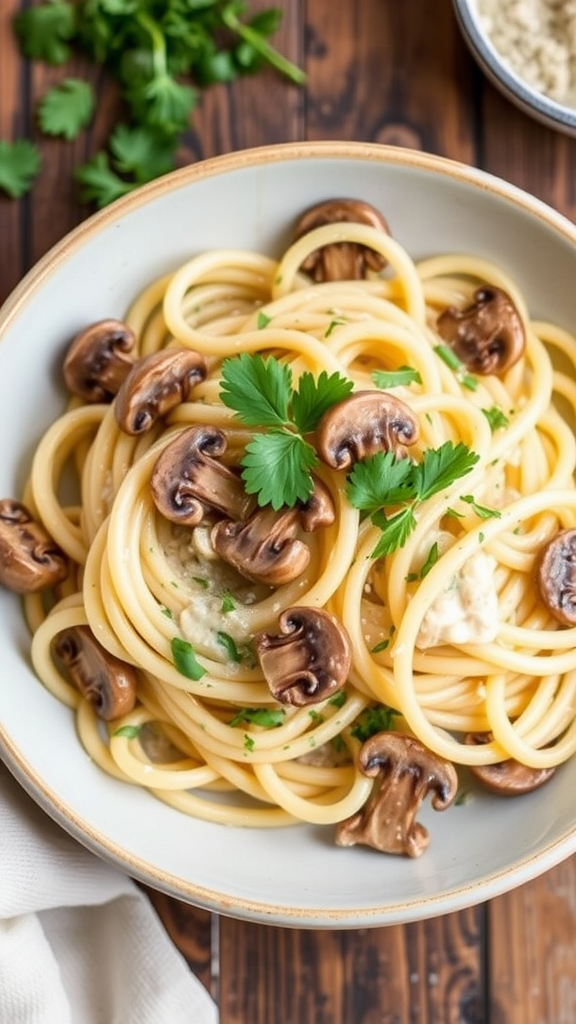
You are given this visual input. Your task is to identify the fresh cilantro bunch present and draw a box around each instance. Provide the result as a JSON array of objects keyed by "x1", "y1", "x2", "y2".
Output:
[
  {"x1": 347, "y1": 442, "x2": 480, "y2": 557},
  {"x1": 220, "y1": 353, "x2": 354, "y2": 509},
  {"x1": 5, "y1": 0, "x2": 305, "y2": 204}
]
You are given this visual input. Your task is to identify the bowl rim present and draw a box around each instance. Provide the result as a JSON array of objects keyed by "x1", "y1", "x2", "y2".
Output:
[
  {"x1": 452, "y1": 0, "x2": 576, "y2": 132},
  {"x1": 3, "y1": 139, "x2": 576, "y2": 334},
  {"x1": 4, "y1": 140, "x2": 576, "y2": 927}
]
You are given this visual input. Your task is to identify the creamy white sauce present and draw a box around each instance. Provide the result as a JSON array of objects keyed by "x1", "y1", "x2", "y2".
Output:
[{"x1": 416, "y1": 547, "x2": 500, "y2": 649}]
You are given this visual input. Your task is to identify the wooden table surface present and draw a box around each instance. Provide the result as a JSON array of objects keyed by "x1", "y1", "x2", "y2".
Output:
[{"x1": 3, "y1": 1, "x2": 576, "y2": 1021}]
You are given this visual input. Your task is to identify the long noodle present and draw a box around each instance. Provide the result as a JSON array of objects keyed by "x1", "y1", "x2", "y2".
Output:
[{"x1": 21, "y1": 219, "x2": 576, "y2": 830}]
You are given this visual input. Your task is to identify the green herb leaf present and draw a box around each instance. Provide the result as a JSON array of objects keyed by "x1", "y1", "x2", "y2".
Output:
[
  {"x1": 414, "y1": 442, "x2": 479, "y2": 502},
  {"x1": 460, "y1": 495, "x2": 502, "y2": 519},
  {"x1": 347, "y1": 450, "x2": 415, "y2": 511},
  {"x1": 434, "y1": 344, "x2": 478, "y2": 390},
  {"x1": 241, "y1": 430, "x2": 317, "y2": 509},
  {"x1": 348, "y1": 441, "x2": 479, "y2": 557},
  {"x1": 220, "y1": 353, "x2": 292, "y2": 427},
  {"x1": 0, "y1": 140, "x2": 42, "y2": 198},
  {"x1": 350, "y1": 705, "x2": 398, "y2": 743},
  {"x1": 37, "y1": 78, "x2": 95, "y2": 140},
  {"x1": 482, "y1": 405, "x2": 510, "y2": 431},
  {"x1": 74, "y1": 151, "x2": 134, "y2": 208},
  {"x1": 113, "y1": 723, "x2": 142, "y2": 739},
  {"x1": 370, "y1": 507, "x2": 417, "y2": 558},
  {"x1": 257, "y1": 310, "x2": 272, "y2": 329},
  {"x1": 420, "y1": 540, "x2": 440, "y2": 578},
  {"x1": 371, "y1": 366, "x2": 422, "y2": 389},
  {"x1": 109, "y1": 123, "x2": 177, "y2": 183},
  {"x1": 221, "y1": 590, "x2": 235, "y2": 613},
  {"x1": 230, "y1": 707, "x2": 286, "y2": 728},
  {"x1": 171, "y1": 637, "x2": 206, "y2": 680},
  {"x1": 14, "y1": 1, "x2": 76, "y2": 64},
  {"x1": 217, "y1": 630, "x2": 241, "y2": 662},
  {"x1": 291, "y1": 370, "x2": 354, "y2": 434}
]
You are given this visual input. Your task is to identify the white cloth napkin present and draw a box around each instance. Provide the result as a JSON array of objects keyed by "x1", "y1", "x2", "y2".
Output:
[{"x1": 0, "y1": 763, "x2": 218, "y2": 1024}]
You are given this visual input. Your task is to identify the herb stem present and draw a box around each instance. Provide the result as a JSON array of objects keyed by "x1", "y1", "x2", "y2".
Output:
[
  {"x1": 221, "y1": 7, "x2": 307, "y2": 85},
  {"x1": 136, "y1": 10, "x2": 167, "y2": 80}
]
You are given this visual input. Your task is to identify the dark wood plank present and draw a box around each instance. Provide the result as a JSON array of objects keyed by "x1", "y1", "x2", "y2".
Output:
[
  {"x1": 488, "y1": 856, "x2": 576, "y2": 1023},
  {"x1": 218, "y1": 906, "x2": 484, "y2": 1024},
  {"x1": 305, "y1": 0, "x2": 477, "y2": 165},
  {"x1": 180, "y1": 0, "x2": 305, "y2": 163}
]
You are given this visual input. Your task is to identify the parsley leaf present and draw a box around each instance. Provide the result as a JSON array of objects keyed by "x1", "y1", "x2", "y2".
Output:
[
  {"x1": 460, "y1": 495, "x2": 502, "y2": 519},
  {"x1": 482, "y1": 405, "x2": 510, "y2": 431},
  {"x1": 350, "y1": 704, "x2": 398, "y2": 743},
  {"x1": 109, "y1": 123, "x2": 177, "y2": 182},
  {"x1": 348, "y1": 441, "x2": 480, "y2": 557},
  {"x1": 414, "y1": 442, "x2": 479, "y2": 501},
  {"x1": 220, "y1": 353, "x2": 292, "y2": 427},
  {"x1": 37, "y1": 78, "x2": 95, "y2": 140},
  {"x1": 14, "y1": 0, "x2": 76, "y2": 64},
  {"x1": 171, "y1": 637, "x2": 206, "y2": 680},
  {"x1": 347, "y1": 450, "x2": 415, "y2": 510},
  {"x1": 241, "y1": 430, "x2": 318, "y2": 509},
  {"x1": 74, "y1": 152, "x2": 134, "y2": 208},
  {"x1": 291, "y1": 370, "x2": 354, "y2": 433},
  {"x1": 371, "y1": 366, "x2": 422, "y2": 389},
  {"x1": 229, "y1": 707, "x2": 286, "y2": 728},
  {"x1": 220, "y1": 354, "x2": 352, "y2": 508},
  {"x1": 0, "y1": 140, "x2": 42, "y2": 198},
  {"x1": 434, "y1": 344, "x2": 478, "y2": 390}
]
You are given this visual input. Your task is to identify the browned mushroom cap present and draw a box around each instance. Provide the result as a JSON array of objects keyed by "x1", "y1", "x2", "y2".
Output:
[
  {"x1": 464, "y1": 733, "x2": 556, "y2": 794},
  {"x1": 335, "y1": 731, "x2": 458, "y2": 857},
  {"x1": 63, "y1": 319, "x2": 136, "y2": 403},
  {"x1": 293, "y1": 198, "x2": 390, "y2": 281},
  {"x1": 151, "y1": 425, "x2": 253, "y2": 527},
  {"x1": 53, "y1": 624, "x2": 138, "y2": 721},
  {"x1": 315, "y1": 390, "x2": 419, "y2": 470},
  {"x1": 211, "y1": 477, "x2": 335, "y2": 586},
  {"x1": 255, "y1": 606, "x2": 351, "y2": 706},
  {"x1": 114, "y1": 347, "x2": 207, "y2": 435},
  {"x1": 436, "y1": 285, "x2": 526, "y2": 375},
  {"x1": 535, "y1": 528, "x2": 576, "y2": 626},
  {"x1": 0, "y1": 499, "x2": 68, "y2": 593}
]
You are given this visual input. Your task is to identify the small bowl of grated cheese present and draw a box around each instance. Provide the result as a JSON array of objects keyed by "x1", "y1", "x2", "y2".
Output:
[{"x1": 453, "y1": 0, "x2": 576, "y2": 135}]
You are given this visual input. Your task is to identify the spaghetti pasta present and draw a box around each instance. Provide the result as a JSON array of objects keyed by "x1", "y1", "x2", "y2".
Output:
[{"x1": 15, "y1": 212, "x2": 576, "y2": 846}]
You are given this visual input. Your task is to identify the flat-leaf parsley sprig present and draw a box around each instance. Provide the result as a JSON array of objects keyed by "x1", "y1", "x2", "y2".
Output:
[
  {"x1": 347, "y1": 441, "x2": 480, "y2": 558},
  {"x1": 219, "y1": 353, "x2": 353, "y2": 509}
]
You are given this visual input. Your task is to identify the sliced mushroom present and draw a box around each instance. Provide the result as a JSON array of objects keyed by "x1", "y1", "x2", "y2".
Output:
[
  {"x1": 211, "y1": 477, "x2": 335, "y2": 586},
  {"x1": 315, "y1": 390, "x2": 419, "y2": 470},
  {"x1": 335, "y1": 731, "x2": 458, "y2": 857},
  {"x1": 53, "y1": 624, "x2": 138, "y2": 721},
  {"x1": 63, "y1": 319, "x2": 136, "y2": 403},
  {"x1": 293, "y1": 198, "x2": 390, "y2": 281},
  {"x1": 535, "y1": 528, "x2": 576, "y2": 626},
  {"x1": 436, "y1": 285, "x2": 526, "y2": 375},
  {"x1": 255, "y1": 606, "x2": 351, "y2": 706},
  {"x1": 114, "y1": 347, "x2": 207, "y2": 435},
  {"x1": 151, "y1": 425, "x2": 253, "y2": 527},
  {"x1": 464, "y1": 733, "x2": 556, "y2": 794},
  {"x1": 0, "y1": 499, "x2": 68, "y2": 593}
]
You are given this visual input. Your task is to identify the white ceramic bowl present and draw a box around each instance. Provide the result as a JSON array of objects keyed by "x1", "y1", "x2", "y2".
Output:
[
  {"x1": 453, "y1": 0, "x2": 576, "y2": 136},
  {"x1": 2, "y1": 142, "x2": 576, "y2": 928}
]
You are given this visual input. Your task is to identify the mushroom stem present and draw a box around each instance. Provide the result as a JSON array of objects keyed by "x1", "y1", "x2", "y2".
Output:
[
  {"x1": 335, "y1": 731, "x2": 458, "y2": 857},
  {"x1": 293, "y1": 199, "x2": 390, "y2": 281}
]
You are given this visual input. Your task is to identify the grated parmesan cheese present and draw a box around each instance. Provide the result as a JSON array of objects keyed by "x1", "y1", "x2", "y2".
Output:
[{"x1": 477, "y1": 0, "x2": 576, "y2": 106}]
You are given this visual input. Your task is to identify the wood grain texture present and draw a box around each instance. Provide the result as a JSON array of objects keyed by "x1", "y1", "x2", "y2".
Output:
[{"x1": 3, "y1": 2, "x2": 576, "y2": 1022}]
